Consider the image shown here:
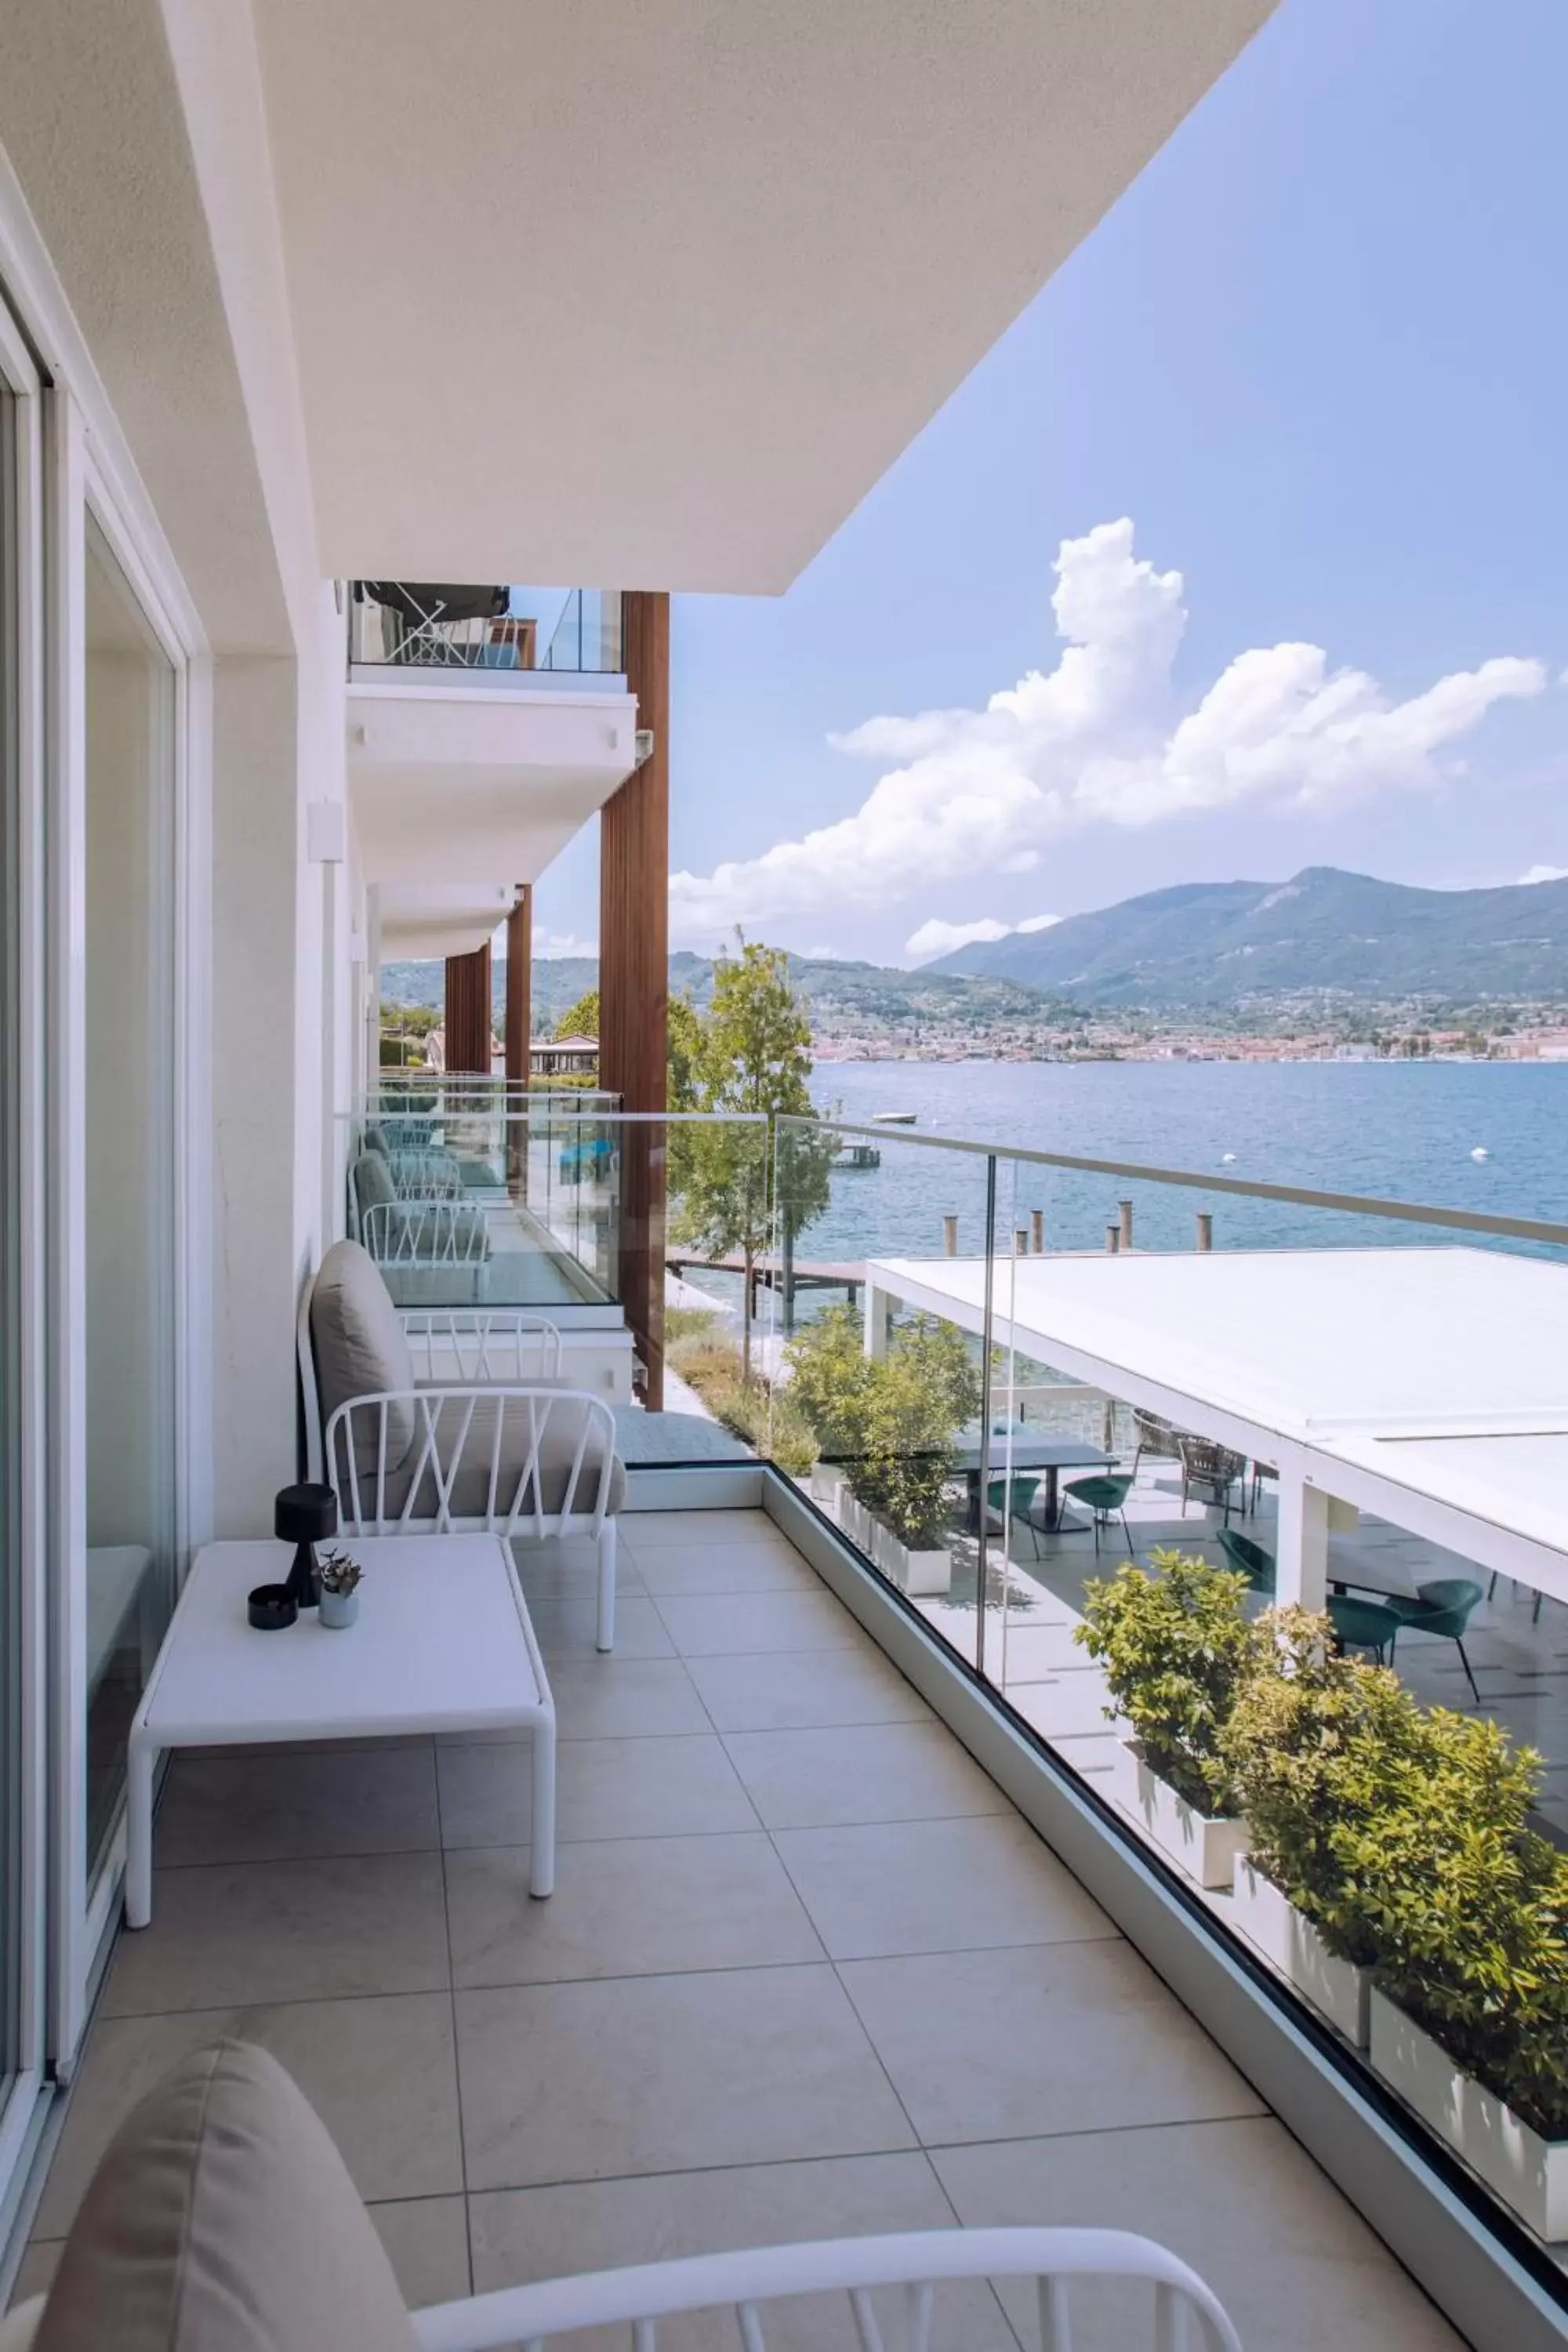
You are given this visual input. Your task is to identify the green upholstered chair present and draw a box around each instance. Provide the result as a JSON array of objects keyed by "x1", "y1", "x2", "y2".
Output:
[
  {"x1": 1217, "y1": 1526, "x2": 1275, "y2": 1594},
  {"x1": 985, "y1": 1474, "x2": 1043, "y2": 1559},
  {"x1": 1062, "y1": 1472, "x2": 1134, "y2": 1557},
  {"x1": 1327, "y1": 1593, "x2": 1404, "y2": 1666},
  {"x1": 1385, "y1": 1577, "x2": 1485, "y2": 1704}
]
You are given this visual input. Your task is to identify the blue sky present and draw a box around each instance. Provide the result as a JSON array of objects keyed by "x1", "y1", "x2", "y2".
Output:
[{"x1": 533, "y1": 0, "x2": 1568, "y2": 967}]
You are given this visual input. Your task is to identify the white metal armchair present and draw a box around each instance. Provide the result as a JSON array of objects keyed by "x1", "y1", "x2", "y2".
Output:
[
  {"x1": 412, "y1": 2228, "x2": 1243, "y2": 2352},
  {"x1": 15, "y1": 2038, "x2": 1245, "y2": 2352},
  {"x1": 324, "y1": 1385, "x2": 620, "y2": 1646},
  {"x1": 400, "y1": 1307, "x2": 564, "y2": 1384},
  {"x1": 302, "y1": 1241, "x2": 623, "y2": 1646}
]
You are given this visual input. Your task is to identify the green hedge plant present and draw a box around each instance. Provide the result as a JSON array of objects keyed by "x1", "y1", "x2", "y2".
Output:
[
  {"x1": 1348, "y1": 1707, "x2": 1568, "y2": 2138},
  {"x1": 786, "y1": 1308, "x2": 979, "y2": 1550},
  {"x1": 1222, "y1": 1608, "x2": 1428, "y2": 1966},
  {"x1": 1075, "y1": 1550, "x2": 1257, "y2": 1815}
]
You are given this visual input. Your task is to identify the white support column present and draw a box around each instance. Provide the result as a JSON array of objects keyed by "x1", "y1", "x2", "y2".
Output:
[
  {"x1": 862, "y1": 1276, "x2": 891, "y2": 1360},
  {"x1": 1275, "y1": 1468, "x2": 1330, "y2": 1610}
]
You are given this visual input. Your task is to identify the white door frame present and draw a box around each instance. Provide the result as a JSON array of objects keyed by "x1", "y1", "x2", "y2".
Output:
[
  {"x1": 45, "y1": 433, "x2": 210, "y2": 2068},
  {"x1": 0, "y1": 273, "x2": 51, "y2": 2191}
]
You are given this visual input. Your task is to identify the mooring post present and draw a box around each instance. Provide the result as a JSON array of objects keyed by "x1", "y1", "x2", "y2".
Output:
[
  {"x1": 1014, "y1": 1229, "x2": 1029, "y2": 1257},
  {"x1": 942, "y1": 1213, "x2": 959, "y2": 1258},
  {"x1": 1105, "y1": 1223, "x2": 1120, "y2": 1254},
  {"x1": 1030, "y1": 1209, "x2": 1044, "y2": 1254},
  {"x1": 1196, "y1": 1211, "x2": 1214, "y2": 1252},
  {"x1": 1119, "y1": 1198, "x2": 1134, "y2": 1251}
]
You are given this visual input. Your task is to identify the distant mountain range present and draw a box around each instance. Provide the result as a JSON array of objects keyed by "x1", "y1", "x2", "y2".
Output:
[
  {"x1": 379, "y1": 950, "x2": 1058, "y2": 1033},
  {"x1": 927, "y1": 867, "x2": 1568, "y2": 1007},
  {"x1": 378, "y1": 868, "x2": 1568, "y2": 1027}
]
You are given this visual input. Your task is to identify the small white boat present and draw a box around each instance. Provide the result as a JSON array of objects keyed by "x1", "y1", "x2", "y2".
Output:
[{"x1": 872, "y1": 1109, "x2": 918, "y2": 1126}]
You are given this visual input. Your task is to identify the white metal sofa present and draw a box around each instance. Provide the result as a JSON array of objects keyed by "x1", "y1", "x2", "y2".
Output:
[
  {"x1": 299, "y1": 1240, "x2": 623, "y2": 1650},
  {"x1": 2, "y1": 2039, "x2": 1243, "y2": 2352}
]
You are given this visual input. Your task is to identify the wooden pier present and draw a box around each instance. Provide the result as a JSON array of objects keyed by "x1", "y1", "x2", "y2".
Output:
[{"x1": 665, "y1": 1247, "x2": 864, "y2": 1328}]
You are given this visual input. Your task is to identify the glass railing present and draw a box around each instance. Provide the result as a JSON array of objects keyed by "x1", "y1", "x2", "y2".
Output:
[
  {"x1": 339, "y1": 1105, "x2": 771, "y2": 1322},
  {"x1": 765, "y1": 1110, "x2": 1568, "y2": 2269},
  {"x1": 348, "y1": 584, "x2": 624, "y2": 675}
]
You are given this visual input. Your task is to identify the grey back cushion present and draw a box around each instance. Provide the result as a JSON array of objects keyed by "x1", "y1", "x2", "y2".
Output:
[
  {"x1": 33, "y1": 2039, "x2": 420, "y2": 2352},
  {"x1": 310, "y1": 1240, "x2": 417, "y2": 1472},
  {"x1": 353, "y1": 1149, "x2": 397, "y2": 1215}
]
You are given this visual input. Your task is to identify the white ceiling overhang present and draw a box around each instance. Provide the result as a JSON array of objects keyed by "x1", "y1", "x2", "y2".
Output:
[
  {"x1": 375, "y1": 884, "x2": 516, "y2": 963},
  {"x1": 349, "y1": 680, "x2": 639, "y2": 889},
  {"x1": 251, "y1": 0, "x2": 1272, "y2": 591}
]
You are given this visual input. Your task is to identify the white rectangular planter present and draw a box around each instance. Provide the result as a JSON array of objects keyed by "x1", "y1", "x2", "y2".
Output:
[
  {"x1": 833, "y1": 1490, "x2": 949, "y2": 1596},
  {"x1": 1370, "y1": 1990, "x2": 1568, "y2": 2242},
  {"x1": 1108, "y1": 1739, "x2": 1245, "y2": 1889},
  {"x1": 808, "y1": 1465, "x2": 845, "y2": 1515},
  {"x1": 868, "y1": 1518, "x2": 951, "y2": 1597},
  {"x1": 1229, "y1": 1858, "x2": 1371, "y2": 2046}
]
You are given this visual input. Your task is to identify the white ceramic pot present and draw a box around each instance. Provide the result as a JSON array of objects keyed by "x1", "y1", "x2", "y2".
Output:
[
  {"x1": 318, "y1": 1588, "x2": 359, "y2": 1630},
  {"x1": 1108, "y1": 1738, "x2": 1244, "y2": 1889},
  {"x1": 1228, "y1": 1857, "x2": 1371, "y2": 2045},
  {"x1": 1369, "y1": 1990, "x2": 1568, "y2": 2242}
]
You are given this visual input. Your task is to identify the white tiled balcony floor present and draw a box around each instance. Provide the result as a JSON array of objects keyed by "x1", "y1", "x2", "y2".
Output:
[{"x1": 16, "y1": 1508, "x2": 1459, "y2": 2347}]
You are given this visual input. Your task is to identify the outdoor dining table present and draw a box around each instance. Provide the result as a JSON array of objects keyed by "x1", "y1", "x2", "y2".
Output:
[
  {"x1": 817, "y1": 1434, "x2": 1112, "y2": 1537},
  {"x1": 949, "y1": 1434, "x2": 1113, "y2": 1535}
]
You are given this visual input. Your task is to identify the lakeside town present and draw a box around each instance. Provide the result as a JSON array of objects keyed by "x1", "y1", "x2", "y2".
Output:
[{"x1": 807, "y1": 1004, "x2": 1568, "y2": 1065}]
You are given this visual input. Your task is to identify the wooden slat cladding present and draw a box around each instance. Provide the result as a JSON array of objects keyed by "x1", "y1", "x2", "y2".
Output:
[
  {"x1": 504, "y1": 886, "x2": 532, "y2": 1083},
  {"x1": 600, "y1": 591, "x2": 670, "y2": 1407},
  {"x1": 444, "y1": 940, "x2": 492, "y2": 1073}
]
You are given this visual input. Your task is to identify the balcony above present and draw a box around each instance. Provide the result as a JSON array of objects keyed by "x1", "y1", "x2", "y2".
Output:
[{"x1": 347, "y1": 586, "x2": 639, "y2": 890}]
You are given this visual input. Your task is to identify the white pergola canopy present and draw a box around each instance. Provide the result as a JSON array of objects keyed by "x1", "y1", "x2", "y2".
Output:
[{"x1": 863, "y1": 1247, "x2": 1568, "y2": 1607}]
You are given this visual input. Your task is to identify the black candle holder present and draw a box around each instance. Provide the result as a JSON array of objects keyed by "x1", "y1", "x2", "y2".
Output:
[{"x1": 274, "y1": 1483, "x2": 339, "y2": 1611}]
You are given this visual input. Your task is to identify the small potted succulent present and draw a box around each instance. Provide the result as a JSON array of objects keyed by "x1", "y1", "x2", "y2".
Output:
[{"x1": 316, "y1": 1549, "x2": 363, "y2": 1629}]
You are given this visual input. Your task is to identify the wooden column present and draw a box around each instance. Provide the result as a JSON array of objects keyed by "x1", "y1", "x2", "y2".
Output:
[
  {"x1": 503, "y1": 887, "x2": 532, "y2": 1193},
  {"x1": 504, "y1": 887, "x2": 532, "y2": 1083},
  {"x1": 600, "y1": 590, "x2": 669, "y2": 1408},
  {"x1": 445, "y1": 940, "x2": 493, "y2": 1074}
]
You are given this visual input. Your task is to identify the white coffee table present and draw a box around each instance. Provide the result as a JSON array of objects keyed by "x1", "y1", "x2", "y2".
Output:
[{"x1": 125, "y1": 1533, "x2": 556, "y2": 1926}]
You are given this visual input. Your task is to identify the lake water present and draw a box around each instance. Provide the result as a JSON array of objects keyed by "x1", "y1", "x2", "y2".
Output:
[{"x1": 790, "y1": 1058, "x2": 1568, "y2": 1265}]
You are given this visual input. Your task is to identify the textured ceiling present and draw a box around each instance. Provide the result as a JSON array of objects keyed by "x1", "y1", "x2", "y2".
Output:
[{"x1": 252, "y1": 0, "x2": 1271, "y2": 591}]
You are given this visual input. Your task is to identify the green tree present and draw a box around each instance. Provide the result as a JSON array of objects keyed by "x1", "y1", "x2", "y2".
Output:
[
  {"x1": 671, "y1": 937, "x2": 830, "y2": 1378},
  {"x1": 555, "y1": 988, "x2": 600, "y2": 1040},
  {"x1": 786, "y1": 1307, "x2": 980, "y2": 1546}
]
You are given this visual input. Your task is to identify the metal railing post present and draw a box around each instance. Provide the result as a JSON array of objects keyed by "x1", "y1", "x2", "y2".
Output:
[{"x1": 975, "y1": 1154, "x2": 998, "y2": 1681}]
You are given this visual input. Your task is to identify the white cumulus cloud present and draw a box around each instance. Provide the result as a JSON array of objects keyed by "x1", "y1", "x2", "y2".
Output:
[
  {"x1": 904, "y1": 910, "x2": 1062, "y2": 963},
  {"x1": 903, "y1": 916, "x2": 1013, "y2": 960},
  {"x1": 668, "y1": 520, "x2": 1546, "y2": 948}
]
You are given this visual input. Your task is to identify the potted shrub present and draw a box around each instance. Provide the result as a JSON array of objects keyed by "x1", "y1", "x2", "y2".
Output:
[
  {"x1": 1356, "y1": 1708, "x2": 1568, "y2": 2240},
  {"x1": 1076, "y1": 1549, "x2": 1255, "y2": 1888},
  {"x1": 787, "y1": 1309, "x2": 978, "y2": 1593},
  {"x1": 1221, "y1": 1609, "x2": 1423, "y2": 2045}
]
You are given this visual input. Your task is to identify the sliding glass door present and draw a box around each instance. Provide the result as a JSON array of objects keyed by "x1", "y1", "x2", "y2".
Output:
[{"x1": 81, "y1": 514, "x2": 177, "y2": 1886}]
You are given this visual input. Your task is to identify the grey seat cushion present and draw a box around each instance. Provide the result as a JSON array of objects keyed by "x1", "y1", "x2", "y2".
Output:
[
  {"x1": 344, "y1": 1388, "x2": 625, "y2": 1523},
  {"x1": 310, "y1": 1240, "x2": 417, "y2": 1471},
  {"x1": 33, "y1": 2040, "x2": 419, "y2": 2352}
]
